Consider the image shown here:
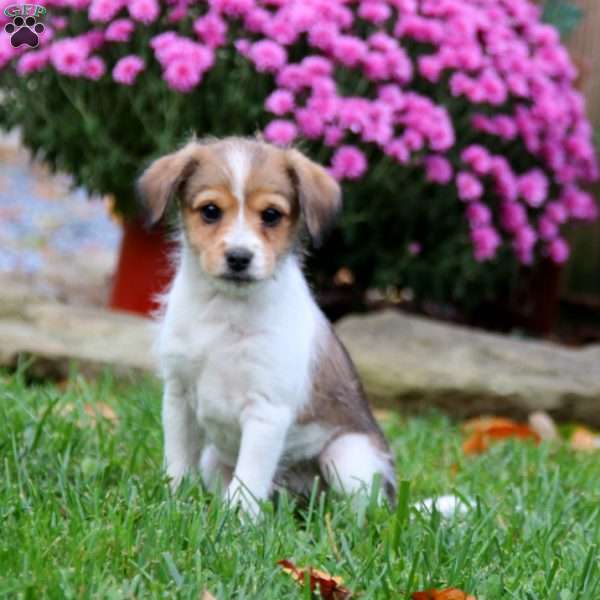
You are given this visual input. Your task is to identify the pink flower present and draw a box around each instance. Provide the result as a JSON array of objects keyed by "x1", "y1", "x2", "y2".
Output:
[
  {"x1": 244, "y1": 7, "x2": 270, "y2": 33},
  {"x1": 16, "y1": 49, "x2": 50, "y2": 76},
  {"x1": 467, "y1": 202, "x2": 492, "y2": 227},
  {"x1": 264, "y1": 120, "x2": 298, "y2": 145},
  {"x1": 128, "y1": 0, "x2": 160, "y2": 24},
  {"x1": 150, "y1": 32, "x2": 177, "y2": 51},
  {"x1": 248, "y1": 40, "x2": 287, "y2": 73},
  {"x1": 500, "y1": 201, "x2": 527, "y2": 233},
  {"x1": 547, "y1": 237, "x2": 570, "y2": 264},
  {"x1": 164, "y1": 59, "x2": 202, "y2": 92},
  {"x1": 461, "y1": 145, "x2": 492, "y2": 175},
  {"x1": 51, "y1": 17, "x2": 68, "y2": 30},
  {"x1": 331, "y1": 146, "x2": 367, "y2": 180},
  {"x1": 545, "y1": 201, "x2": 568, "y2": 224},
  {"x1": 50, "y1": 38, "x2": 89, "y2": 77},
  {"x1": 301, "y1": 56, "x2": 333, "y2": 77},
  {"x1": 513, "y1": 225, "x2": 537, "y2": 264},
  {"x1": 194, "y1": 13, "x2": 227, "y2": 48},
  {"x1": 493, "y1": 116, "x2": 518, "y2": 140},
  {"x1": 457, "y1": 172, "x2": 484, "y2": 201},
  {"x1": 84, "y1": 56, "x2": 105, "y2": 80},
  {"x1": 307, "y1": 22, "x2": 338, "y2": 51},
  {"x1": 408, "y1": 242, "x2": 422, "y2": 256},
  {"x1": 561, "y1": 187, "x2": 598, "y2": 221},
  {"x1": 154, "y1": 37, "x2": 214, "y2": 73},
  {"x1": 209, "y1": 0, "x2": 253, "y2": 17},
  {"x1": 89, "y1": 0, "x2": 123, "y2": 23},
  {"x1": 362, "y1": 52, "x2": 389, "y2": 80},
  {"x1": 324, "y1": 126, "x2": 344, "y2": 147},
  {"x1": 105, "y1": 18, "x2": 134, "y2": 42},
  {"x1": 369, "y1": 32, "x2": 398, "y2": 53},
  {"x1": 265, "y1": 16, "x2": 300, "y2": 45},
  {"x1": 518, "y1": 169, "x2": 548, "y2": 207},
  {"x1": 112, "y1": 54, "x2": 145, "y2": 85},
  {"x1": 358, "y1": 1, "x2": 391, "y2": 24},
  {"x1": 396, "y1": 15, "x2": 444, "y2": 44},
  {"x1": 471, "y1": 226, "x2": 501, "y2": 262},
  {"x1": 418, "y1": 54, "x2": 443, "y2": 83},
  {"x1": 538, "y1": 216, "x2": 558, "y2": 240},
  {"x1": 295, "y1": 108, "x2": 324, "y2": 139},
  {"x1": 265, "y1": 89, "x2": 295, "y2": 115},
  {"x1": 424, "y1": 155, "x2": 453, "y2": 184},
  {"x1": 384, "y1": 139, "x2": 410, "y2": 164},
  {"x1": 332, "y1": 35, "x2": 368, "y2": 68}
]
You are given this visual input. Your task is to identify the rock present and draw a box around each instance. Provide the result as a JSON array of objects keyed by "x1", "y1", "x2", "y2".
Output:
[
  {"x1": 3, "y1": 289, "x2": 600, "y2": 426},
  {"x1": 0, "y1": 283, "x2": 154, "y2": 378},
  {"x1": 336, "y1": 310, "x2": 600, "y2": 426}
]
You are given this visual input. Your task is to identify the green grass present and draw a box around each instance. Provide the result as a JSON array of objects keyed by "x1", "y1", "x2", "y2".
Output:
[{"x1": 1, "y1": 369, "x2": 600, "y2": 599}]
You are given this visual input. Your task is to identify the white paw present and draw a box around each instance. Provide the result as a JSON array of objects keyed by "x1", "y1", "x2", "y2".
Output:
[
  {"x1": 414, "y1": 494, "x2": 473, "y2": 518},
  {"x1": 166, "y1": 465, "x2": 189, "y2": 492},
  {"x1": 225, "y1": 481, "x2": 261, "y2": 520}
]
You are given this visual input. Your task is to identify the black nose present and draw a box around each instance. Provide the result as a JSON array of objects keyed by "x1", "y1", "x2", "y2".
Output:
[{"x1": 226, "y1": 248, "x2": 253, "y2": 272}]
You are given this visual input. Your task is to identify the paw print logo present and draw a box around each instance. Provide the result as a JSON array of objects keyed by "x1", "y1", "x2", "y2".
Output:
[{"x1": 4, "y1": 15, "x2": 44, "y2": 48}]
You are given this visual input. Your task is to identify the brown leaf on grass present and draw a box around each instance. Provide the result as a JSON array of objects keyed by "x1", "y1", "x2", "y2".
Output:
[
  {"x1": 570, "y1": 427, "x2": 600, "y2": 452},
  {"x1": 462, "y1": 417, "x2": 539, "y2": 455},
  {"x1": 277, "y1": 559, "x2": 352, "y2": 599},
  {"x1": 57, "y1": 402, "x2": 119, "y2": 428},
  {"x1": 201, "y1": 591, "x2": 216, "y2": 600},
  {"x1": 412, "y1": 588, "x2": 476, "y2": 600},
  {"x1": 373, "y1": 409, "x2": 395, "y2": 423},
  {"x1": 84, "y1": 403, "x2": 119, "y2": 425}
]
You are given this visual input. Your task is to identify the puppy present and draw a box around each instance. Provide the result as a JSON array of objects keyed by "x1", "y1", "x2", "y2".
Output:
[{"x1": 139, "y1": 137, "x2": 396, "y2": 516}]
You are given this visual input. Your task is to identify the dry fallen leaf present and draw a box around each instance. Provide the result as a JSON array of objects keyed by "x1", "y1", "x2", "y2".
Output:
[
  {"x1": 57, "y1": 402, "x2": 119, "y2": 428},
  {"x1": 84, "y1": 403, "x2": 119, "y2": 425},
  {"x1": 462, "y1": 417, "x2": 539, "y2": 455},
  {"x1": 277, "y1": 559, "x2": 352, "y2": 599},
  {"x1": 333, "y1": 267, "x2": 355, "y2": 286},
  {"x1": 570, "y1": 427, "x2": 600, "y2": 452},
  {"x1": 373, "y1": 409, "x2": 395, "y2": 423},
  {"x1": 201, "y1": 591, "x2": 216, "y2": 600},
  {"x1": 412, "y1": 588, "x2": 476, "y2": 600}
]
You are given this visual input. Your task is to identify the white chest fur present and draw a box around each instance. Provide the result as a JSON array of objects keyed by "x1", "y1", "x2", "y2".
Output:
[{"x1": 156, "y1": 250, "x2": 326, "y2": 465}]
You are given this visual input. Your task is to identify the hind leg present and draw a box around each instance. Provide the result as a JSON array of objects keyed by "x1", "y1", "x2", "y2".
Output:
[
  {"x1": 200, "y1": 445, "x2": 233, "y2": 493},
  {"x1": 319, "y1": 433, "x2": 396, "y2": 504}
]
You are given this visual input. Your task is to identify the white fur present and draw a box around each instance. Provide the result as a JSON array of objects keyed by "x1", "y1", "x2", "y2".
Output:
[
  {"x1": 157, "y1": 246, "x2": 332, "y2": 514},
  {"x1": 155, "y1": 142, "x2": 389, "y2": 517},
  {"x1": 320, "y1": 433, "x2": 394, "y2": 497},
  {"x1": 225, "y1": 143, "x2": 251, "y2": 203},
  {"x1": 221, "y1": 144, "x2": 268, "y2": 279}
]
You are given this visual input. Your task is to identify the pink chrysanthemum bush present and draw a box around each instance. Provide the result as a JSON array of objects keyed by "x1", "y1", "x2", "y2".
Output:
[{"x1": 0, "y1": 0, "x2": 598, "y2": 311}]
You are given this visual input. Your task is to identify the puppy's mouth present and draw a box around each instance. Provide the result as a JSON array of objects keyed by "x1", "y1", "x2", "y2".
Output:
[{"x1": 219, "y1": 272, "x2": 256, "y2": 285}]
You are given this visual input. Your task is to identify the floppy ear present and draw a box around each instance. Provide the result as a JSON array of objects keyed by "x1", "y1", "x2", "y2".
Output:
[
  {"x1": 137, "y1": 146, "x2": 198, "y2": 224},
  {"x1": 287, "y1": 149, "x2": 342, "y2": 245}
]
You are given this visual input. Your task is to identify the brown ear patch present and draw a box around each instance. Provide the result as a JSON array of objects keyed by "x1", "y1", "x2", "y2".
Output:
[
  {"x1": 287, "y1": 149, "x2": 341, "y2": 245},
  {"x1": 137, "y1": 146, "x2": 199, "y2": 224}
]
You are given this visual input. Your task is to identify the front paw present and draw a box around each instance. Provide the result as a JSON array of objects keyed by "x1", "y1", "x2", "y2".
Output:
[
  {"x1": 225, "y1": 480, "x2": 261, "y2": 520},
  {"x1": 166, "y1": 465, "x2": 189, "y2": 492}
]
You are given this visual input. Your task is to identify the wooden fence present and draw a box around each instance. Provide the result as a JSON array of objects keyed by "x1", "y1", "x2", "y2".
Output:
[{"x1": 563, "y1": 0, "x2": 600, "y2": 297}]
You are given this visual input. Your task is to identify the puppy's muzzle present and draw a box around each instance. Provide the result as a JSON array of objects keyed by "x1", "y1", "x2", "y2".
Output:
[{"x1": 224, "y1": 247, "x2": 254, "y2": 281}]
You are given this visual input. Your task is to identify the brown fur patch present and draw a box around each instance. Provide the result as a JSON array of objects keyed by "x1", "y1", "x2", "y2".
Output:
[
  {"x1": 301, "y1": 325, "x2": 389, "y2": 444},
  {"x1": 287, "y1": 149, "x2": 341, "y2": 244}
]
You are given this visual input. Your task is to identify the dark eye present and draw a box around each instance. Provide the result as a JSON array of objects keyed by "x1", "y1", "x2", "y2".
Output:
[
  {"x1": 200, "y1": 203, "x2": 222, "y2": 223},
  {"x1": 261, "y1": 207, "x2": 283, "y2": 227}
]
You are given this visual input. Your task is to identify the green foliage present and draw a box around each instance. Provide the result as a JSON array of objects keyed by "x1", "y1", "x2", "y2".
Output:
[
  {"x1": 542, "y1": 0, "x2": 584, "y2": 38},
  {"x1": 2, "y1": 371, "x2": 600, "y2": 598}
]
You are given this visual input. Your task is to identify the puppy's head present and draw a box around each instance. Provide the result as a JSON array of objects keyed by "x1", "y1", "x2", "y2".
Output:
[{"x1": 138, "y1": 137, "x2": 340, "y2": 286}]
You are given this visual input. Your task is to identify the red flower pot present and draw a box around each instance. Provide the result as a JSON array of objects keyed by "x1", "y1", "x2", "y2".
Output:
[{"x1": 109, "y1": 219, "x2": 176, "y2": 315}]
